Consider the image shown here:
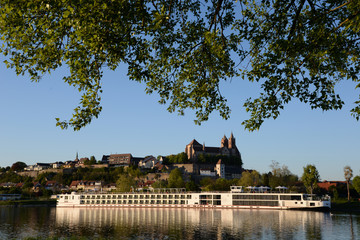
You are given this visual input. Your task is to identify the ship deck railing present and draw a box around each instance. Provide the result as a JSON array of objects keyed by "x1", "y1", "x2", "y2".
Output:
[{"x1": 60, "y1": 190, "x2": 319, "y2": 195}]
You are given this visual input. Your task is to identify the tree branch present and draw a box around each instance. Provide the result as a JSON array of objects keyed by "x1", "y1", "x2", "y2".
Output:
[
  {"x1": 334, "y1": 11, "x2": 360, "y2": 31},
  {"x1": 209, "y1": 0, "x2": 223, "y2": 31},
  {"x1": 288, "y1": 0, "x2": 306, "y2": 40},
  {"x1": 329, "y1": 1, "x2": 351, "y2": 13}
]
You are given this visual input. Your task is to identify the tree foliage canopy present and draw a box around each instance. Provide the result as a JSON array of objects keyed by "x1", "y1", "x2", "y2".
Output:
[
  {"x1": 163, "y1": 152, "x2": 189, "y2": 164},
  {"x1": 1, "y1": 0, "x2": 360, "y2": 130},
  {"x1": 302, "y1": 164, "x2": 320, "y2": 194},
  {"x1": 353, "y1": 175, "x2": 360, "y2": 195},
  {"x1": 10, "y1": 161, "x2": 27, "y2": 172},
  {"x1": 167, "y1": 168, "x2": 185, "y2": 188},
  {"x1": 197, "y1": 153, "x2": 242, "y2": 166},
  {"x1": 116, "y1": 174, "x2": 136, "y2": 192},
  {"x1": 344, "y1": 165, "x2": 353, "y2": 201},
  {"x1": 268, "y1": 161, "x2": 298, "y2": 188},
  {"x1": 200, "y1": 177, "x2": 237, "y2": 191},
  {"x1": 344, "y1": 165, "x2": 353, "y2": 182},
  {"x1": 238, "y1": 170, "x2": 260, "y2": 186}
]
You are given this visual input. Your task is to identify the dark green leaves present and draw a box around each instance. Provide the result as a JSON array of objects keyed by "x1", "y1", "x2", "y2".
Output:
[
  {"x1": 302, "y1": 164, "x2": 320, "y2": 195},
  {"x1": 237, "y1": 0, "x2": 360, "y2": 130},
  {"x1": 1, "y1": 0, "x2": 360, "y2": 130}
]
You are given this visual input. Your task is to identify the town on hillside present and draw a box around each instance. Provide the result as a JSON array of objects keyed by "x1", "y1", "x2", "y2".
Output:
[{"x1": 0, "y1": 134, "x2": 359, "y2": 202}]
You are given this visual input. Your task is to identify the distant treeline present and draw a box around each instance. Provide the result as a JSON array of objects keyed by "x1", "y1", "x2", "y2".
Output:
[{"x1": 162, "y1": 152, "x2": 242, "y2": 166}]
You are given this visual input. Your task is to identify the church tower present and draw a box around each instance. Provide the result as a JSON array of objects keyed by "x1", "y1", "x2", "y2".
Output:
[
  {"x1": 221, "y1": 135, "x2": 228, "y2": 148},
  {"x1": 228, "y1": 132, "x2": 235, "y2": 149}
]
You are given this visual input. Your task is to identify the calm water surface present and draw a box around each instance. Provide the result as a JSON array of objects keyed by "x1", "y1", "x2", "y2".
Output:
[{"x1": 0, "y1": 207, "x2": 359, "y2": 239}]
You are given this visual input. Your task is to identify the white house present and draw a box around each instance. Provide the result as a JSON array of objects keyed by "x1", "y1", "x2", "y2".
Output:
[
  {"x1": 33, "y1": 163, "x2": 51, "y2": 171},
  {"x1": 215, "y1": 159, "x2": 225, "y2": 179},
  {"x1": 139, "y1": 156, "x2": 158, "y2": 169},
  {"x1": 52, "y1": 162, "x2": 64, "y2": 169}
]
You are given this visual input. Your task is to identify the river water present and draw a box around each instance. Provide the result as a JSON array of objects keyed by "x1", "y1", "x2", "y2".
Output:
[{"x1": 0, "y1": 207, "x2": 358, "y2": 239}]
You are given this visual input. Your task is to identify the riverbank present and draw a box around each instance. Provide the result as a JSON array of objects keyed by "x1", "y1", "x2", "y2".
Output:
[
  {"x1": 0, "y1": 199, "x2": 56, "y2": 207},
  {"x1": 331, "y1": 200, "x2": 360, "y2": 213}
]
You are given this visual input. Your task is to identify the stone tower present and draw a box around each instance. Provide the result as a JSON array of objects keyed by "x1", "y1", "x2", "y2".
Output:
[
  {"x1": 228, "y1": 132, "x2": 235, "y2": 149},
  {"x1": 221, "y1": 135, "x2": 228, "y2": 148}
]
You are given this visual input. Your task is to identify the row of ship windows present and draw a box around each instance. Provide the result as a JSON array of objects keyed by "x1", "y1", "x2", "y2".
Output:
[
  {"x1": 232, "y1": 195, "x2": 303, "y2": 201},
  {"x1": 232, "y1": 195, "x2": 278, "y2": 200},
  {"x1": 81, "y1": 200, "x2": 188, "y2": 205},
  {"x1": 80, "y1": 195, "x2": 192, "y2": 200},
  {"x1": 232, "y1": 200, "x2": 279, "y2": 206},
  {"x1": 80, "y1": 200, "x2": 279, "y2": 206},
  {"x1": 280, "y1": 195, "x2": 302, "y2": 201},
  {"x1": 199, "y1": 195, "x2": 221, "y2": 200}
]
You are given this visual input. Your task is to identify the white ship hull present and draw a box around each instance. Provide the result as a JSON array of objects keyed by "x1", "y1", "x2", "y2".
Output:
[{"x1": 56, "y1": 190, "x2": 330, "y2": 210}]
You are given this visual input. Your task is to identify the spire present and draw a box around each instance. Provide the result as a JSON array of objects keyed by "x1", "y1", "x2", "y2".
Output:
[
  {"x1": 221, "y1": 134, "x2": 228, "y2": 148},
  {"x1": 75, "y1": 152, "x2": 79, "y2": 161},
  {"x1": 229, "y1": 132, "x2": 235, "y2": 149}
]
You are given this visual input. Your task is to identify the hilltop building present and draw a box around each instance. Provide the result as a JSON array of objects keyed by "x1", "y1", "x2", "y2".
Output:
[
  {"x1": 101, "y1": 153, "x2": 143, "y2": 167},
  {"x1": 181, "y1": 133, "x2": 243, "y2": 179},
  {"x1": 138, "y1": 156, "x2": 159, "y2": 169},
  {"x1": 185, "y1": 133, "x2": 241, "y2": 161},
  {"x1": 108, "y1": 153, "x2": 133, "y2": 167}
]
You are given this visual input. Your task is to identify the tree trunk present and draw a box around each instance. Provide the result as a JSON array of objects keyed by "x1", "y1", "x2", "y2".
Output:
[{"x1": 347, "y1": 181, "x2": 350, "y2": 202}]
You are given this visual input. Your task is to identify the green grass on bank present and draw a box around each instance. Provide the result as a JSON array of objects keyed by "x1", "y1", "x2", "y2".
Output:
[{"x1": 331, "y1": 199, "x2": 360, "y2": 212}]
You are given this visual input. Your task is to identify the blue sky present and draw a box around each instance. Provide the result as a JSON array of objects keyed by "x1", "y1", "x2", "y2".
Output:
[{"x1": 0, "y1": 54, "x2": 359, "y2": 181}]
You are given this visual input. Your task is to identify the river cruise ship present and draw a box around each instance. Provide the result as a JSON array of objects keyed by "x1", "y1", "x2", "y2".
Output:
[{"x1": 56, "y1": 186, "x2": 330, "y2": 210}]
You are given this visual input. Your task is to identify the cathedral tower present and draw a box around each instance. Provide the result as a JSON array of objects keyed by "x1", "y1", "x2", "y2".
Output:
[
  {"x1": 221, "y1": 135, "x2": 228, "y2": 148},
  {"x1": 228, "y1": 132, "x2": 235, "y2": 149}
]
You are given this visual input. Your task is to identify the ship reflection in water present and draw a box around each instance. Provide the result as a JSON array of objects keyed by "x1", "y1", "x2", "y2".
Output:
[{"x1": 54, "y1": 207, "x2": 351, "y2": 239}]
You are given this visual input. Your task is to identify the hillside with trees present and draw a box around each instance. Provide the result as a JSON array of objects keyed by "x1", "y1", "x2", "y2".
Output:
[
  {"x1": 162, "y1": 152, "x2": 242, "y2": 167},
  {"x1": 1, "y1": 159, "x2": 360, "y2": 206}
]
